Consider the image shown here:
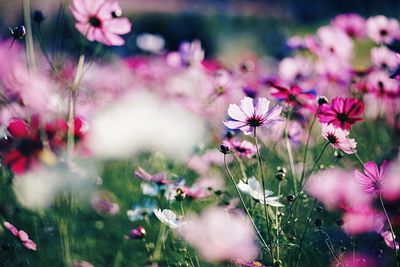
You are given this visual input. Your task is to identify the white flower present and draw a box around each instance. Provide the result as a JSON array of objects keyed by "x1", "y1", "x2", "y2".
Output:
[
  {"x1": 237, "y1": 177, "x2": 284, "y2": 207},
  {"x1": 154, "y1": 209, "x2": 181, "y2": 229}
]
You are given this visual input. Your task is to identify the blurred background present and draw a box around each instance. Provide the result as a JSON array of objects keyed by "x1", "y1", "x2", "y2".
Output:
[{"x1": 1, "y1": 0, "x2": 400, "y2": 61}]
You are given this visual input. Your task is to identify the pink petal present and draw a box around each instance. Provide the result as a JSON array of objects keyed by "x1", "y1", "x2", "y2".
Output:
[
  {"x1": 23, "y1": 240, "x2": 37, "y2": 251},
  {"x1": 223, "y1": 120, "x2": 246, "y2": 129},
  {"x1": 7, "y1": 119, "x2": 30, "y2": 138},
  {"x1": 3, "y1": 222, "x2": 19, "y2": 237},
  {"x1": 18, "y1": 230, "x2": 29, "y2": 241},
  {"x1": 227, "y1": 104, "x2": 247, "y2": 122},
  {"x1": 363, "y1": 161, "x2": 380, "y2": 181},
  {"x1": 104, "y1": 18, "x2": 132, "y2": 35},
  {"x1": 240, "y1": 97, "x2": 255, "y2": 118}
]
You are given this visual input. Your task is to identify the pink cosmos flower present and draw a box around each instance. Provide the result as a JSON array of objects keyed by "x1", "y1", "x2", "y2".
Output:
[
  {"x1": 322, "y1": 124, "x2": 357, "y2": 154},
  {"x1": 224, "y1": 97, "x2": 282, "y2": 135},
  {"x1": 370, "y1": 46, "x2": 399, "y2": 70},
  {"x1": 73, "y1": 261, "x2": 94, "y2": 267},
  {"x1": 341, "y1": 205, "x2": 385, "y2": 235},
  {"x1": 331, "y1": 14, "x2": 367, "y2": 38},
  {"x1": 318, "y1": 97, "x2": 364, "y2": 131},
  {"x1": 333, "y1": 252, "x2": 377, "y2": 267},
  {"x1": 223, "y1": 139, "x2": 256, "y2": 158},
  {"x1": 278, "y1": 56, "x2": 313, "y2": 82},
  {"x1": 367, "y1": 15, "x2": 400, "y2": 44},
  {"x1": 316, "y1": 26, "x2": 354, "y2": 60},
  {"x1": 305, "y1": 168, "x2": 371, "y2": 210},
  {"x1": 70, "y1": 0, "x2": 132, "y2": 46},
  {"x1": 178, "y1": 207, "x2": 258, "y2": 263},
  {"x1": 354, "y1": 161, "x2": 389, "y2": 193},
  {"x1": 365, "y1": 71, "x2": 399, "y2": 98},
  {"x1": 3, "y1": 222, "x2": 37, "y2": 251},
  {"x1": 270, "y1": 83, "x2": 316, "y2": 111},
  {"x1": 381, "y1": 230, "x2": 399, "y2": 251},
  {"x1": 134, "y1": 167, "x2": 170, "y2": 185}
]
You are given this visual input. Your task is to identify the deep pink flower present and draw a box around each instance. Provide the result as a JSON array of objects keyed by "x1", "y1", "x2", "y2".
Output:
[
  {"x1": 331, "y1": 14, "x2": 367, "y2": 38},
  {"x1": 224, "y1": 97, "x2": 282, "y2": 135},
  {"x1": 270, "y1": 83, "x2": 316, "y2": 111},
  {"x1": 381, "y1": 230, "x2": 399, "y2": 251},
  {"x1": 322, "y1": 124, "x2": 357, "y2": 154},
  {"x1": 333, "y1": 252, "x2": 377, "y2": 267},
  {"x1": 354, "y1": 161, "x2": 389, "y2": 193},
  {"x1": 367, "y1": 15, "x2": 399, "y2": 44},
  {"x1": 3, "y1": 222, "x2": 37, "y2": 251},
  {"x1": 223, "y1": 139, "x2": 256, "y2": 158},
  {"x1": 125, "y1": 226, "x2": 146, "y2": 240},
  {"x1": 318, "y1": 97, "x2": 364, "y2": 130},
  {"x1": 70, "y1": 0, "x2": 132, "y2": 46}
]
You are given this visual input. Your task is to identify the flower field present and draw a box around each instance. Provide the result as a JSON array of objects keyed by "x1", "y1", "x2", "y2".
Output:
[{"x1": 0, "y1": 1, "x2": 400, "y2": 266}]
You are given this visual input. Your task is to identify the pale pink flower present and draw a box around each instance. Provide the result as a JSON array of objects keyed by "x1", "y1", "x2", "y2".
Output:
[
  {"x1": 70, "y1": 0, "x2": 132, "y2": 46},
  {"x1": 178, "y1": 206, "x2": 258, "y2": 263},
  {"x1": 322, "y1": 124, "x2": 357, "y2": 154},
  {"x1": 370, "y1": 46, "x2": 399, "y2": 70},
  {"x1": 365, "y1": 71, "x2": 399, "y2": 98},
  {"x1": 367, "y1": 15, "x2": 400, "y2": 44},
  {"x1": 224, "y1": 97, "x2": 282, "y2": 135},
  {"x1": 3, "y1": 222, "x2": 37, "y2": 251},
  {"x1": 317, "y1": 26, "x2": 354, "y2": 60},
  {"x1": 278, "y1": 56, "x2": 313, "y2": 82},
  {"x1": 341, "y1": 205, "x2": 384, "y2": 235},
  {"x1": 224, "y1": 139, "x2": 256, "y2": 158},
  {"x1": 354, "y1": 161, "x2": 389, "y2": 193},
  {"x1": 381, "y1": 160, "x2": 400, "y2": 201},
  {"x1": 381, "y1": 230, "x2": 399, "y2": 251},
  {"x1": 331, "y1": 13, "x2": 367, "y2": 38},
  {"x1": 305, "y1": 168, "x2": 371, "y2": 210}
]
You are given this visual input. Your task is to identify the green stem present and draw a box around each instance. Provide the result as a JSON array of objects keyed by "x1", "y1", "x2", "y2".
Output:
[
  {"x1": 299, "y1": 112, "x2": 317, "y2": 186},
  {"x1": 379, "y1": 193, "x2": 399, "y2": 267},
  {"x1": 223, "y1": 155, "x2": 272, "y2": 256},
  {"x1": 254, "y1": 128, "x2": 274, "y2": 258},
  {"x1": 284, "y1": 108, "x2": 296, "y2": 191}
]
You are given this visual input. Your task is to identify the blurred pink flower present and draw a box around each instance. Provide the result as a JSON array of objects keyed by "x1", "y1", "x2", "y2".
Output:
[
  {"x1": 365, "y1": 71, "x2": 399, "y2": 98},
  {"x1": 354, "y1": 161, "x2": 389, "y2": 193},
  {"x1": 70, "y1": 0, "x2": 131, "y2": 46},
  {"x1": 333, "y1": 252, "x2": 377, "y2": 267},
  {"x1": 224, "y1": 97, "x2": 282, "y2": 135},
  {"x1": 224, "y1": 139, "x2": 256, "y2": 158},
  {"x1": 305, "y1": 168, "x2": 371, "y2": 210},
  {"x1": 278, "y1": 56, "x2": 313, "y2": 82},
  {"x1": 318, "y1": 97, "x2": 364, "y2": 131},
  {"x1": 331, "y1": 14, "x2": 367, "y2": 38},
  {"x1": 3, "y1": 222, "x2": 37, "y2": 251},
  {"x1": 381, "y1": 230, "x2": 399, "y2": 251},
  {"x1": 381, "y1": 160, "x2": 400, "y2": 201},
  {"x1": 370, "y1": 46, "x2": 399, "y2": 70},
  {"x1": 134, "y1": 167, "x2": 170, "y2": 185},
  {"x1": 322, "y1": 124, "x2": 357, "y2": 154},
  {"x1": 367, "y1": 15, "x2": 400, "y2": 44},
  {"x1": 341, "y1": 204, "x2": 384, "y2": 235},
  {"x1": 178, "y1": 206, "x2": 258, "y2": 263},
  {"x1": 73, "y1": 261, "x2": 94, "y2": 267},
  {"x1": 91, "y1": 191, "x2": 119, "y2": 216},
  {"x1": 317, "y1": 26, "x2": 354, "y2": 60},
  {"x1": 270, "y1": 83, "x2": 316, "y2": 111}
]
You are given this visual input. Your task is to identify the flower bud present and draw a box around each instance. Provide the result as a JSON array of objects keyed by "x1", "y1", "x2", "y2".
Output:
[
  {"x1": 318, "y1": 96, "x2": 329, "y2": 106},
  {"x1": 33, "y1": 10, "x2": 45, "y2": 24},
  {"x1": 219, "y1": 144, "x2": 230, "y2": 154}
]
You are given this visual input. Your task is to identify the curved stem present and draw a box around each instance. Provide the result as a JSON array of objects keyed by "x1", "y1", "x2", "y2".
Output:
[
  {"x1": 254, "y1": 128, "x2": 274, "y2": 258},
  {"x1": 284, "y1": 108, "x2": 296, "y2": 191},
  {"x1": 223, "y1": 155, "x2": 272, "y2": 256},
  {"x1": 299, "y1": 112, "x2": 317, "y2": 186},
  {"x1": 379, "y1": 193, "x2": 399, "y2": 267}
]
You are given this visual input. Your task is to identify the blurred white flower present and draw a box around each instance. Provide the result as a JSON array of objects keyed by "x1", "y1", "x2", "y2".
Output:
[
  {"x1": 87, "y1": 92, "x2": 206, "y2": 160},
  {"x1": 237, "y1": 177, "x2": 284, "y2": 207},
  {"x1": 136, "y1": 33, "x2": 165, "y2": 54},
  {"x1": 154, "y1": 209, "x2": 181, "y2": 229}
]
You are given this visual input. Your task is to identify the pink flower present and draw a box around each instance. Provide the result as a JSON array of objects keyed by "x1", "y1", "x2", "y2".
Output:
[
  {"x1": 322, "y1": 124, "x2": 357, "y2": 154},
  {"x1": 381, "y1": 160, "x2": 400, "y2": 201},
  {"x1": 270, "y1": 83, "x2": 316, "y2": 111},
  {"x1": 70, "y1": 0, "x2": 132, "y2": 46},
  {"x1": 381, "y1": 230, "x2": 399, "y2": 251},
  {"x1": 318, "y1": 97, "x2": 364, "y2": 131},
  {"x1": 305, "y1": 169, "x2": 371, "y2": 210},
  {"x1": 134, "y1": 167, "x2": 170, "y2": 185},
  {"x1": 341, "y1": 205, "x2": 384, "y2": 235},
  {"x1": 224, "y1": 97, "x2": 282, "y2": 135},
  {"x1": 224, "y1": 139, "x2": 256, "y2": 158},
  {"x1": 73, "y1": 261, "x2": 94, "y2": 267},
  {"x1": 365, "y1": 71, "x2": 399, "y2": 98},
  {"x1": 331, "y1": 14, "x2": 367, "y2": 38},
  {"x1": 333, "y1": 252, "x2": 377, "y2": 267},
  {"x1": 317, "y1": 26, "x2": 354, "y2": 60},
  {"x1": 367, "y1": 15, "x2": 400, "y2": 44},
  {"x1": 354, "y1": 161, "x2": 389, "y2": 193},
  {"x1": 370, "y1": 46, "x2": 399, "y2": 70},
  {"x1": 278, "y1": 56, "x2": 313, "y2": 82},
  {"x1": 178, "y1": 206, "x2": 258, "y2": 263},
  {"x1": 3, "y1": 222, "x2": 37, "y2": 251}
]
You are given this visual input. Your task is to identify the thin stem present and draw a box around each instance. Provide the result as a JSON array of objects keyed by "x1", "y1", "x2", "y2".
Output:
[
  {"x1": 280, "y1": 142, "x2": 329, "y2": 233},
  {"x1": 232, "y1": 153, "x2": 248, "y2": 181},
  {"x1": 223, "y1": 155, "x2": 272, "y2": 255},
  {"x1": 275, "y1": 182, "x2": 282, "y2": 261},
  {"x1": 379, "y1": 193, "x2": 399, "y2": 267},
  {"x1": 284, "y1": 108, "x2": 296, "y2": 191},
  {"x1": 300, "y1": 112, "x2": 317, "y2": 186},
  {"x1": 295, "y1": 199, "x2": 317, "y2": 267},
  {"x1": 23, "y1": 0, "x2": 36, "y2": 70},
  {"x1": 254, "y1": 128, "x2": 274, "y2": 257}
]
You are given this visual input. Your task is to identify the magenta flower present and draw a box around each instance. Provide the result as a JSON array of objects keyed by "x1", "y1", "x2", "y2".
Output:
[
  {"x1": 381, "y1": 230, "x2": 399, "y2": 251},
  {"x1": 354, "y1": 161, "x2": 389, "y2": 193},
  {"x1": 331, "y1": 13, "x2": 367, "y2": 38},
  {"x1": 70, "y1": 0, "x2": 132, "y2": 46},
  {"x1": 270, "y1": 83, "x2": 316, "y2": 111},
  {"x1": 322, "y1": 124, "x2": 357, "y2": 154},
  {"x1": 224, "y1": 97, "x2": 282, "y2": 135},
  {"x1": 223, "y1": 139, "x2": 256, "y2": 158},
  {"x1": 3, "y1": 222, "x2": 37, "y2": 251},
  {"x1": 318, "y1": 97, "x2": 364, "y2": 131}
]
